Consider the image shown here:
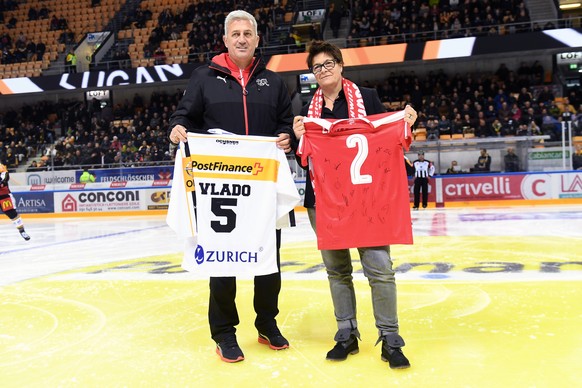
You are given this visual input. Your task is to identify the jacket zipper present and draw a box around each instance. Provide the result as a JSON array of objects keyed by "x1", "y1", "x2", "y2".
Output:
[
  {"x1": 239, "y1": 68, "x2": 249, "y2": 135},
  {"x1": 211, "y1": 59, "x2": 260, "y2": 136}
]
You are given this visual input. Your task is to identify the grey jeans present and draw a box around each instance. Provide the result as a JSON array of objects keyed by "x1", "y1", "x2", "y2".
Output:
[{"x1": 307, "y1": 207, "x2": 399, "y2": 336}]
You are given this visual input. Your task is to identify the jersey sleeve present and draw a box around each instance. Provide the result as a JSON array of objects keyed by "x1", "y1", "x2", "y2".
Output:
[
  {"x1": 276, "y1": 149, "x2": 301, "y2": 226},
  {"x1": 166, "y1": 142, "x2": 197, "y2": 239},
  {"x1": 402, "y1": 121, "x2": 413, "y2": 151},
  {"x1": 296, "y1": 134, "x2": 311, "y2": 168}
]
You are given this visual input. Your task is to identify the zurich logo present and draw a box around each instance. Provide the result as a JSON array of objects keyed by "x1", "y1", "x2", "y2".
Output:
[{"x1": 195, "y1": 245, "x2": 205, "y2": 265}]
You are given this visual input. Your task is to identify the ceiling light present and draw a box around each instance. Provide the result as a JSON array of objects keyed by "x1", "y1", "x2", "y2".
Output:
[{"x1": 560, "y1": 3, "x2": 581, "y2": 9}]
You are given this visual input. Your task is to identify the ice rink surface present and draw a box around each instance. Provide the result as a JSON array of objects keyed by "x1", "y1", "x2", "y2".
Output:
[{"x1": 1, "y1": 205, "x2": 581, "y2": 387}]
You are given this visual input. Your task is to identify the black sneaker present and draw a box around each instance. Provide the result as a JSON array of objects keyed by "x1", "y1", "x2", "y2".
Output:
[
  {"x1": 326, "y1": 334, "x2": 359, "y2": 361},
  {"x1": 216, "y1": 335, "x2": 245, "y2": 363},
  {"x1": 379, "y1": 333, "x2": 410, "y2": 369},
  {"x1": 258, "y1": 327, "x2": 289, "y2": 350},
  {"x1": 19, "y1": 229, "x2": 30, "y2": 241}
]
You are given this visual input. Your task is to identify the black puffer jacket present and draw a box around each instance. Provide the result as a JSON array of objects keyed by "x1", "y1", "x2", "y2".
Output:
[{"x1": 170, "y1": 53, "x2": 294, "y2": 144}]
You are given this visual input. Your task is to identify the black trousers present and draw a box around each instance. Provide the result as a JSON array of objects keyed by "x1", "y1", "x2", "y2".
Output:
[
  {"x1": 413, "y1": 177, "x2": 429, "y2": 208},
  {"x1": 208, "y1": 229, "x2": 282, "y2": 343}
]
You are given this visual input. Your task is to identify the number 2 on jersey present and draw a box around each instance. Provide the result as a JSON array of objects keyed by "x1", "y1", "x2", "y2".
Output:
[{"x1": 346, "y1": 134, "x2": 372, "y2": 185}]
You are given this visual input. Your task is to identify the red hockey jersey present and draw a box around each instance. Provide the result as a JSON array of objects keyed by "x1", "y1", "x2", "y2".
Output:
[{"x1": 297, "y1": 111, "x2": 413, "y2": 249}]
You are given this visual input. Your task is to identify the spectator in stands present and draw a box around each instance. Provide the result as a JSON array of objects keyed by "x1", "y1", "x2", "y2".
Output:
[
  {"x1": 573, "y1": 145, "x2": 582, "y2": 170},
  {"x1": 50, "y1": 15, "x2": 59, "y2": 30},
  {"x1": 446, "y1": 160, "x2": 462, "y2": 174},
  {"x1": 14, "y1": 39, "x2": 27, "y2": 62},
  {"x1": 58, "y1": 16, "x2": 68, "y2": 30},
  {"x1": 274, "y1": 3, "x2": 286, "y2": 24},
  {"x1": 289, "y1": 30, "x2": 303, "y2": 52},
  {"x1": 28, "y1": 6, "x2": 38, "y2": 21},
  {"x1": 329, "y1": 3, "x2": 342, "y2": 38},
  {"x1": 560, "y1": 97, "x2": 576, "y2": 123},
  {"x1": 501, "y1": 117, "x2": 516, "y2": 136},
  {"x1": 308, "y1": 22, "x2": 321, "y2": 41},
  {"x1": 39, "y1": 5, "x2": 50, "y2": 19},
  {"x1": 35, "y1": 41, "x2": 46, "y2": 61},
  {"x1": 7, "y1": 16, "x2": 17, "y2": 29},
  {"x1": 2, "y1": 145, "x2": 17, "y2": 167},
  {"x1": 346, "y1": 34, "x2": 358, "y2": 48},
  {"x1": 65, "y1": 50, "x2": 76, "y2": 73},
  {"x1": 26, "y1": 160, "x2": 40, "y2": 171},
  {"x1": 59, "y1": 29, "x2": 75, "y2": 46},
  {"x1": 504, "y1": 147, "x2": 519, "y2": 172},
  {"x1": 425, "y1": 117, "x2": 439, "y2": 140},
  {"x1": 25, "y1": 40, "x2": 36, "y2": 61},
  {"x1": 531, "y1": 60, "x2": 544, "y2": 83},
  {"x1": 187, "y1": 43, "x2": 200, "y2": 63},
  {"x1": 537, "y1": 86, "x2": 554, "y2": 105},
  {"x1": 471, "y1": 148, "x2": 492, "y2": 172},
  {"x1": 79, "y1": 167, "x2": 96, "y2": 183},
  {"x1": 153, "y1": 47, "x2": 166, "y2": 65},
  {"x1": 437, "y1": 115, "x2": 452, "y2": 136}
]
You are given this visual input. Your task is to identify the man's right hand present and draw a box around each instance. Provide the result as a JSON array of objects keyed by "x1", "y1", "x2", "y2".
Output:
[{"x1": 169, "y1": 124, "x2": 187, "y2": 144}]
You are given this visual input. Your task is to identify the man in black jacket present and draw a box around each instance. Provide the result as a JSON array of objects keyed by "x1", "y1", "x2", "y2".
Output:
[{"x1": 169, "y1": 10, "x2": 294, "y2": 364}]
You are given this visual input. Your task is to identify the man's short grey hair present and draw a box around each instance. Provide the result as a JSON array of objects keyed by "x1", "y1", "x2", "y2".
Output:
[{"x1": 224, "y1": 10, "x2": 258, "y2": 36}]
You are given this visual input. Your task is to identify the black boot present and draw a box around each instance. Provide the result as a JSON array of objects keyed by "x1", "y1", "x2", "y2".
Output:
[
  {"x1": 378, "y1": 333, "x2": 410, "y2": 369},
  {"x1": 326, "y1": 328, "x2": 360, "y2": 361}
]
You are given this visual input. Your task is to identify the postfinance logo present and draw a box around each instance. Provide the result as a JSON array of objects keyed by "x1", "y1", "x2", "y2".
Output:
[{"x1": 188, "y1": 155, "x2": 279, "y2": 182}]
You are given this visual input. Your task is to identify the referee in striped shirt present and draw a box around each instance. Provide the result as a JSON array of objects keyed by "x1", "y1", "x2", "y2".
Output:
[{"x1": 412, "y1": 151, "x2": 435, "y2": 210}]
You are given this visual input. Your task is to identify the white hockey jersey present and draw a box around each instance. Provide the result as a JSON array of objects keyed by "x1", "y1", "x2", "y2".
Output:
[{"x1": 166, "y1": 132, "x2": 300, "y2": 278}]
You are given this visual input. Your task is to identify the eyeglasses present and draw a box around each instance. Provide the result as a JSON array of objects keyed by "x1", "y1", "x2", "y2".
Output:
[{"x1": 311, "y1": 59, "x2": 336, "y2": 75}]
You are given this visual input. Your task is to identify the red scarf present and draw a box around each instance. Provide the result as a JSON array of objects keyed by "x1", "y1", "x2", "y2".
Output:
[{"x1": 307, "y1": 78, "x2": 367, "y2": 118}]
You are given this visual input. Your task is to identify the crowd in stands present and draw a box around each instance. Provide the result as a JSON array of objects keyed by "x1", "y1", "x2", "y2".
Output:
[
  {"x1": 0, "y1": 2, "x2": 68, "y2": 66},
  {"x1": 0, "y1": 0, "x2": 567, "y2": 74},
  {"x1": 123, "y1": 0, "x2": 295, "y2": 64},
  {"x1": 1, "y1": 58, "x2": 581, "y2": 173},
  {"x1": 0, "y1": 91, "x2": 180, "y2": 171},
  {"x1": 371, "y1": 61, "x2": 581, "y2": 141},
  {"x1": 347, "y1": 0, "x2": 535, "y2": 46},
  {"x1": 1, "y1": 31, "x2": 45, "y2": 64},
  {"x1": 1, "y1": 1, "x2": 581, "y2": 173}
]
